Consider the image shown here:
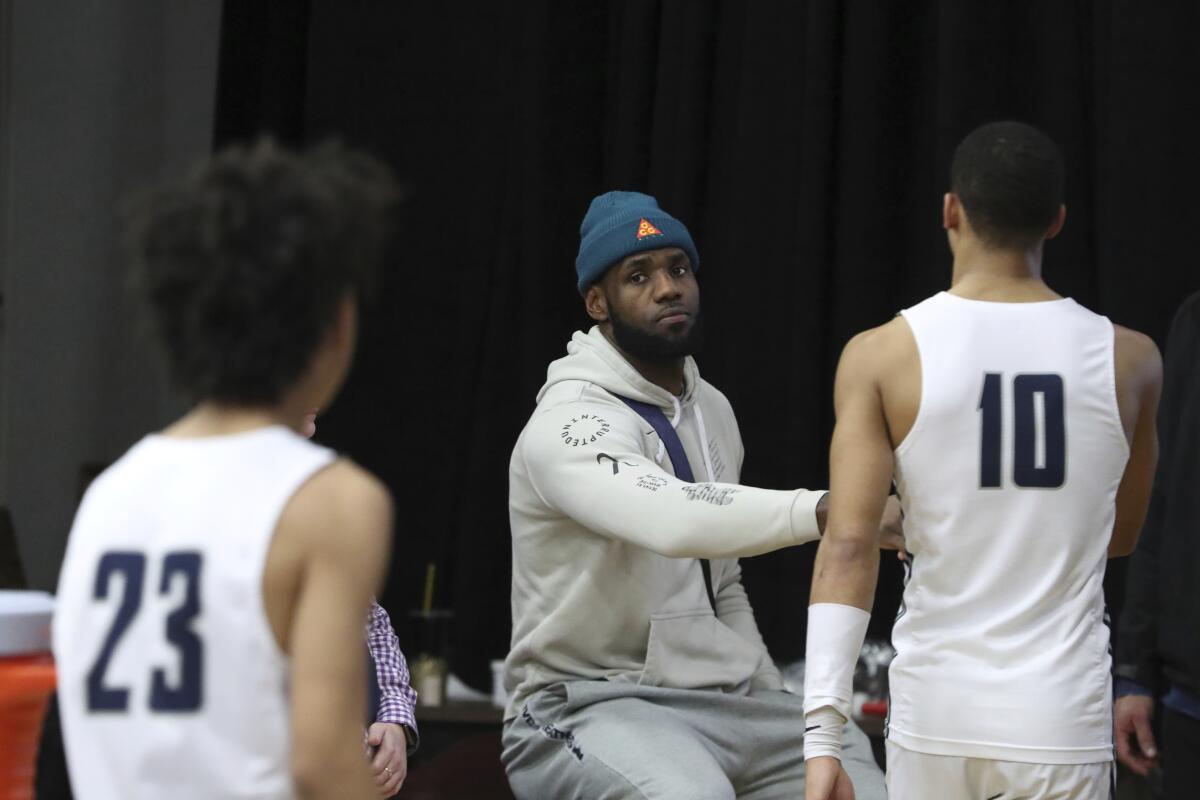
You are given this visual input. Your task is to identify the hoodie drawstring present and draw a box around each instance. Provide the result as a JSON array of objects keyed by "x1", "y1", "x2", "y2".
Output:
[{"x1": 658, "y1": 396, "x2": 716, "y2": 483}]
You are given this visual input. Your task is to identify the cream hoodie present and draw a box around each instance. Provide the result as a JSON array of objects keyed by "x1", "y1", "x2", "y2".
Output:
[{"x1": 504, "y1": 327, "x2": 825, "y2": 720}]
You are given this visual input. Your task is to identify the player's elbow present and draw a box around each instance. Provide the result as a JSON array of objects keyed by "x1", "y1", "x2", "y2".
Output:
[
  {"x1": 290, "y1": 753, "x2": 329, "y2": 800},
  {"x1": 292, "y1": 741, "x2": 371, "y2": 800},
  {"x1": 821, "y1": 525, "x2": 879, "y2": 560},
  {"x1": 1108, "y1": 532, "x2": 1139, "y2": 558},
  {"x1": 1108, "y1": 508, "x2": 1148, "y2": 558}
]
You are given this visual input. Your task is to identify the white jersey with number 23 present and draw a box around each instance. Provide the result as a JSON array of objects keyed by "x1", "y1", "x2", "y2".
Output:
[{"x1": 53, "y1": 426, "x2": 334, "y2": 799}]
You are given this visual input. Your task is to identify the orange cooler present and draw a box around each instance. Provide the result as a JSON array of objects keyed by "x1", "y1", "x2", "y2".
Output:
[{"x1": 0, "y1": 592, "x2": 56, "y2": 800}]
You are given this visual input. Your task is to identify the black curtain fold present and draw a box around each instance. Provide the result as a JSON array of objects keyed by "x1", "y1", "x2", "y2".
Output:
[{"x1": 216, "y1": 0, "x2": 1200, "y2": 688}]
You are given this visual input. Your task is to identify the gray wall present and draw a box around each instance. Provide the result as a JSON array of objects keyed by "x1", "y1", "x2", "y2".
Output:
[{"x1": 0, "y1": 1, "x2": 222, "y2": 590}]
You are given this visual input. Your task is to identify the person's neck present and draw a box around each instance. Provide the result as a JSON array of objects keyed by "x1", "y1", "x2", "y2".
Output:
[
  {"x1": 600, "y1": 326, "x2": 686, "y2": 396},
  {"x1": 164, "y1": 396, "x2": 313, "y2": 438},
  {"x1": 948, "y1": 241, "x2": 1061, "y2": 302}
]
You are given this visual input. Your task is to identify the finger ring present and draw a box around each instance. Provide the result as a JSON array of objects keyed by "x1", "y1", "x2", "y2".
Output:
[{"x1": 384, "y1": 767, "x2": 394, "y2": 775}]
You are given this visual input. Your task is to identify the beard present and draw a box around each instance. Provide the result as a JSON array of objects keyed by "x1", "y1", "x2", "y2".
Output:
[{"x1": 608, "y1": 304, "x2": 705, "y2": 361}]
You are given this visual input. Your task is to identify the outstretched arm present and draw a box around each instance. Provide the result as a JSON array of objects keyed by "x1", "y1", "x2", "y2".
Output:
[
  {"x1": 804, "y1": 331, "x2": 895, "y2": 800},
  {"x1": 520, "y1": 403, "x2": 826, "y2": 558}
]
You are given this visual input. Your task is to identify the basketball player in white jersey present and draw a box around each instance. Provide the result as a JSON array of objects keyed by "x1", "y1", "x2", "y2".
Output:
[
  {"x1": 802, "y1": 121, "x2": 1163, "y2": 799},
  {"x1": 52, "y1": 141, "x2": 397, "y2": 799}
]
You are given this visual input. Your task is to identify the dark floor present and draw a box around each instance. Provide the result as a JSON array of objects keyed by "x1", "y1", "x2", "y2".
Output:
[{"x1": 405, "y1": 732, "x2": 513, "y2": 800}]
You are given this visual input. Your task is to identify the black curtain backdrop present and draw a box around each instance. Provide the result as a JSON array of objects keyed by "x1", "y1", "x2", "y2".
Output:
[{"x1": 216, "y1": 1, "x2": 1200, "y2": 690}]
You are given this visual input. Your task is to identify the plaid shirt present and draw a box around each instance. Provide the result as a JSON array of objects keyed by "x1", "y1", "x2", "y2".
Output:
[{"x1": 366, "y1": 600, "x2": 419, "y2": 744}]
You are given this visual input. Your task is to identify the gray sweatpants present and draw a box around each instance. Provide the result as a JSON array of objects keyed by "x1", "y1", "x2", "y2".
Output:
[{"x1": 502, "y1": 681, "x2": 886, "y2": 800}]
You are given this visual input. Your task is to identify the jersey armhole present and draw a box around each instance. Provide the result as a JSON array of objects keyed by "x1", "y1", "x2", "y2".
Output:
[
  {"x1": 257, "y1": 453, "x2": 339, "y2": 665},
  {"x1": 1104, "y1": 320, "x2": 1133, "y2": 460},
  {"x1": 892, "y1": 312, "x2": 927, "y2": 460}
]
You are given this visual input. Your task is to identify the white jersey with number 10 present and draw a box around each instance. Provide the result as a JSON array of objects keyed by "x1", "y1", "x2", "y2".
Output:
[{"x1": 888, "y1": 292, "x2": 1128, "y2": 765}]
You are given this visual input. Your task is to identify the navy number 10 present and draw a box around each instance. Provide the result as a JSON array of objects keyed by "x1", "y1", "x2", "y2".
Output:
[{"x1": 978, "y1": 373, "x2": 1066, "y2": 489}]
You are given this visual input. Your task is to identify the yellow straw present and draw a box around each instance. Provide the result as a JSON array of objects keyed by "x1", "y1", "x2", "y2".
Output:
[{"x1": 423, "y1": 562, "x2": 435, "y2": 614}]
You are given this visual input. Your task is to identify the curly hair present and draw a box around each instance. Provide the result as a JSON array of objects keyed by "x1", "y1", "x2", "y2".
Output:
[
  {"x1": 125, "y1": 138, "x2": 398, "y2": 405},
  {"x1": 950, "y1": 121, "x2": 1065, "y2": 251}
]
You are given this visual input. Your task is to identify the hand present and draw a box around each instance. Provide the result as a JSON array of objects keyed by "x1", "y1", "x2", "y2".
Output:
[
  {"x1": 805, "y1": 756, "x2": 855, "y2": 800},
  {"x1": 366, "y1": 722, "x2": 408, "y2": 797},
  {"x1": 878, "y1": 495, "x2": 907, "y2": 560},
  {"x1": 1115, "y1": 694, "x2": 1158, "y2": 776}
]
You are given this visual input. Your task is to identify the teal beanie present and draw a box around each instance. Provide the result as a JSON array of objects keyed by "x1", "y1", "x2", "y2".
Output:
[{"x1": 575, "y1": 191, "x2": 699, "y2": 295}]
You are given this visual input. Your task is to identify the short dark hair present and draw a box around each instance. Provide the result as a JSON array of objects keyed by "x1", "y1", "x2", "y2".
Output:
[
  {"x1": 950, "y1": 121, "x2": 1065, "y2": 250},
  {"x1": 125, "y1": 139, "x2": 398, "y2": 405}
]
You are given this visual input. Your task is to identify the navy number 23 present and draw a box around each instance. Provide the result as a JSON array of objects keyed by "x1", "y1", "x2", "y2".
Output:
[
  {"x1": 978, "y1": 373, "x2": 1066, "y2": 489},
  {"x1": 87, "y1": 551, "x2": 204, "y2": 712}
]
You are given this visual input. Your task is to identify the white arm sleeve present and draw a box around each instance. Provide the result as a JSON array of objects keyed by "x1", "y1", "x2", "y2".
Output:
[{"x1": 520, "y1": 401, "x2": 823, "y2": 559}]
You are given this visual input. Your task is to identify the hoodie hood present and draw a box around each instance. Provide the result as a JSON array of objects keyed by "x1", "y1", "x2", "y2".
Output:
[{"x1": 536, "y1": 326, "x2": 702, "y2": 411}]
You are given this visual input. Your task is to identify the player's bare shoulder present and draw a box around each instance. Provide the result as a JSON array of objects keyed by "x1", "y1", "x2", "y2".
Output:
[
  {"x1": 1113, "y1": 325, "x2": 1163, "y2": 384},
  {"x1": 261, "y1": 458, "x2": 392, "y2": 654},
  {"x1": 837, "y1": 317, "x2": 921, "y2": 448},
  {"x1": 275, "y1": 458, "x2": 393, "y2": 571},
  {"x1": 842, "y1": 316, "x2": 917, "y2": 371},
  {"x1": 302, "y1": 458, "x2": 392, "y2": 532}
]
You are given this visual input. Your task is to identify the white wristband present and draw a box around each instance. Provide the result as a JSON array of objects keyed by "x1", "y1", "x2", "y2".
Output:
[
  {"x1": 803, "y1": 705, "x2": 846, "y2": 761},
  {"x1": 802, "y1": 602, "x2": 870, "y2": 760}
]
